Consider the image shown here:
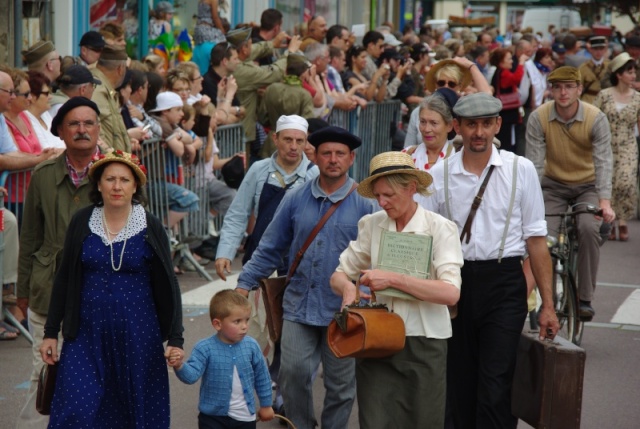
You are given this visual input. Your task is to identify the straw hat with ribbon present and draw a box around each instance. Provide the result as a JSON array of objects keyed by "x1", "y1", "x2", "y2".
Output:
[
  {"x1": 89, "y1": 150, "x2": 148, "y2": 186},
  {"x1": 357, "y1": 152, "x2": 433, "y2": 199}
]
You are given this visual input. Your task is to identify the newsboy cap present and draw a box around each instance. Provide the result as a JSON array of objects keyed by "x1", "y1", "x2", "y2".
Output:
[
  {"x1": 21, "y1": 40, "x2": 55, "y2": 65},
  {"x1": 308, "y1": 126, "x2": 362, "y2": 150},
  {"x1": 51, "y1": 97, "x2": 101, "y2": 137},
  {"x1": 453, "y1": 93, "x2": 502, "y2": 119},
  {"x1": 547, "y1": 66, "x2": 581, "y2": 83},
  {"x1": 226, "y1": 27, "x2": 252, "y2": 48}
]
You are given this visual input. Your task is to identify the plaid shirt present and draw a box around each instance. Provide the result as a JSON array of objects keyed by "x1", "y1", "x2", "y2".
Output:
[{"x1": 65, "y1": 147, "x2": 100, "y2": 187}]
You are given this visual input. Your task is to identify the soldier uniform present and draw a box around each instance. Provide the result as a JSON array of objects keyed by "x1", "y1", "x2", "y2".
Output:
[{"x1": 579, "y1": 36, "x2": 610, "y2": 104}]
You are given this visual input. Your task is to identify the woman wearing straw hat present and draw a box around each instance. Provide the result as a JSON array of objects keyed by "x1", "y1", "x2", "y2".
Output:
[
  {"x1": 593, "y1": 52, "x2": 640, "y2": 241},
  {"x1": 330, "y1": 151, "x2": 463, "y2": 428},
  {"x1": 40, "y1": 151, "x2": 184, "y2": 428}
]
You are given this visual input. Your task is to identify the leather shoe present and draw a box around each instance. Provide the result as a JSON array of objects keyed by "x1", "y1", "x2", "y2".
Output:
[
  {"x1": 619, "y1": 225, "x2": 629, "y2": 242},
  {"x1": 579, "y1": 301, "x2": 595, "y2": 320},
  {"x1": 608, "y1": 226, "x2": 617, "y2": 241}
]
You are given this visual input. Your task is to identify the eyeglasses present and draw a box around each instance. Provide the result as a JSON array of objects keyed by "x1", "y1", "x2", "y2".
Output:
[
  {"x1": 436, "y1": 80, "x2": 458, "y2": 89},
  {"x1": 66, "y1": 120, "x2": 98, "y2": 129},
  {"x1": 190, "y1": 75, "x2": 203, "y2": 82},
  {"x1": 551, "y1": 83, "x2": 579, "y2": 91},
  {"x1": 0, "y1": 88, "x2": 16, "y2": 96},
  {"x1": 15, "y1": 90, "x2": 31, "y2": 98}
]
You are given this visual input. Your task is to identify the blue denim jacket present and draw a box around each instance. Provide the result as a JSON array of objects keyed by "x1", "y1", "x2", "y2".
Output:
[{"x1": 237, "y1": 176, "x2": 377, "y2": 326}]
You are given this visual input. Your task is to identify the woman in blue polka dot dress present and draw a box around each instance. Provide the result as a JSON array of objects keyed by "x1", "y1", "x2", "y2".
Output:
[{"x1": 40, "y1": 151, "x2": 184, "y2": 428}]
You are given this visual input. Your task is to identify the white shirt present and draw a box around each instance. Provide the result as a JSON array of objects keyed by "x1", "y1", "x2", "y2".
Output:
[
  {"x1": 336, "y1": 208, "x2": 463, "y2": 338},
  {"x1": 417, "y1": 146, "x2": 547, "y2": 261},
  {"x1": 227, "y1": 366, "x2": 254, "y2": 421},
  {"x1": 24, "y1": 110, "x2": 66, "y2": 149}
]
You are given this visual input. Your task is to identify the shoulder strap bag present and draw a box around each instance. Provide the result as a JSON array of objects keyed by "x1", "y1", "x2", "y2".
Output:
[{"x1": 259, "y1": 183, "x2": 358, "y2": 342}]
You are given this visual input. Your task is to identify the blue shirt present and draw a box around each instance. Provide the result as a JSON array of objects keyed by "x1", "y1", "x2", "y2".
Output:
[
  {"x1": 216, "y1": 152, "x2": 319, "y2": 261},
  {"x1": 0, "y1": 114, "x2": 17, "y2": 154},
  {"x1": 175, "y1": 334, "x2": 272, "y2": 417},
  {"x1": 237, "y1": 176, "x2": 378, "y2": 326}
]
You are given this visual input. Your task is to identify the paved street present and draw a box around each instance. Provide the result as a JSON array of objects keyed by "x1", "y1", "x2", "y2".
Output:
[{"x1": 2, "y1": 220, "x2": 640, "y2": 429}]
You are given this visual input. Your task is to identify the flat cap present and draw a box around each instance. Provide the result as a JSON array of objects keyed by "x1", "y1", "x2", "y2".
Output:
[
  {"x1": 51, "y1": 97, "x2": 101, "y2": 137},
  {"x1": 589, "y1": 35, "x2": 607, "y2": 48},
  {"x1": 100, "y1": 45, "x2": 128, "y2": 61},
  {"x1": 80, "y1": 31, "x2": 106, "y2": 49},
  {"x1": 453, "y1": 93, "x2": 502, "y2": 119},
  {"x1": 626, "y1": 36, "x2": 640, "y2": 48},
  {"x1": 551, "y1": 43, "x2": 566, "y2": 54},
  {"x1": 57, "y1": 65, "x2": 102, "y2": 86},
  {"x1": 547, "y1": 66, "x2": 581, "y2": 83},
  {"x1": 226, "y1": 27, "x2": 252, "y2": 48},
  {"x1": 308, "y1": 125, "x2": 361, "y2": 150},
  {"x1": 21, "y1": 40, "x2": 55, "y2": 65},
  {"x1": 287, "y1": 52, "x2": 312, "y2": 69}
]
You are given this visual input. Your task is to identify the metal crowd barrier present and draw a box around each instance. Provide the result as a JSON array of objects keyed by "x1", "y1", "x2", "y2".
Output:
[
  {"x1": 211, "y1": 124, "x2": 244, "y2": 232},
  {"x1": 0, "y1": 171, "x2": 33, "y2": 343},
  {"x1": 328, "y1": 100, "x2": 402, "y2": 182},
  {"x1": 139, "y1": 138, "x2": 213, "y2": 281}
]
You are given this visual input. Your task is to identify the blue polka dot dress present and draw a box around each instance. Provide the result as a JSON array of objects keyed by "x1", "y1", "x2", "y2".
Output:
[{"x1": 48, "y1": 206, "x2": 170, "y2": 428}]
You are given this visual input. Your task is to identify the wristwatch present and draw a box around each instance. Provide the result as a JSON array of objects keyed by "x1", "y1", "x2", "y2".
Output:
[{"x1": 234, "y1": 106, "x2": 240, "y2": 115}]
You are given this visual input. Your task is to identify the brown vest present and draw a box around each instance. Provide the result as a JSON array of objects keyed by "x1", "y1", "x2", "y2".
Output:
[{"x1": 537, "y1": 101, "x2": 598, "y2": 185}]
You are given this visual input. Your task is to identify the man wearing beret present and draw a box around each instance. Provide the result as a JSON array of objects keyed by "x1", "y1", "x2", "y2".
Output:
[
  {"x1": 226, "y1": 26, "x2": 302, "y2": 163},
  {"x1": 16, "y1": 97, "x2": 101, "y2": 428},
  {"x1": 68, "y1": 30, "x2": 106, "y2": 68},
  {"x1": 91, "y1": 45, "x2": 132, "y2": 152},
  {"x1": 235, "y1": 126, "x2": 377, "y2": 429},
  {"x1": 579, "y1": 35, "x2": 610, "y2": 104},
  {"x1": 527, "y1": 66, "x2": 615, "y2": 320},
  {"x1": 420, "y1": 92, "x2": 559, "y2": 429},
  {"x1": 22, "y1": 40, "x2": 62, "y2": 84}
]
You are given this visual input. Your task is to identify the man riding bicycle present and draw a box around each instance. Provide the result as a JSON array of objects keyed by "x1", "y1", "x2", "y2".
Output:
[{"x1": 526, "y1": 66, "x2": 615, "y2": 319}]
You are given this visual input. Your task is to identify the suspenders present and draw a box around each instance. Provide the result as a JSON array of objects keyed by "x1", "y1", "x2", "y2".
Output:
[{"x1": 444, "y1": 154, "x2": 520, "y2": 263}]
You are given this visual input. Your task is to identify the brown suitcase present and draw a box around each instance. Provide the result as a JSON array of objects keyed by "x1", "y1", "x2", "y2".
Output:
[{"x1": 512, "y1": 330, "x2": 586, "y2": 429}]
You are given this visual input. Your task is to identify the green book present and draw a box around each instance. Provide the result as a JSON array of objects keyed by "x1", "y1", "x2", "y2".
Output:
[{"x1": 375, "y1": 230, "x2": 433, "y2": 301}]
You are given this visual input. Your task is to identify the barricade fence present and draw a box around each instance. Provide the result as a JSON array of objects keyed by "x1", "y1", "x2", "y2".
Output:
[
  {"x1": 0, "y1": 169, "x2": 33, "y2": 229},
  {"x1": 328, "y1": 100, "x2": 402, "y2": 182}
]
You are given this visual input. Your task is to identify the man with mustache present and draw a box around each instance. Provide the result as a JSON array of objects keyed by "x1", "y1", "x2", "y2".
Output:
[
  {"x1": 418, "y1": 92, "x2": 559, "y2": 429},
  {"x1": 16, "y1": 97, "x2": 101, "y2": 429}
]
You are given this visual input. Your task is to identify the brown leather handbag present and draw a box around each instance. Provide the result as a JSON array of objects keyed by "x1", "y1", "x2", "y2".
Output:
[
  {"x1": 259, "y1": 184, "x2": 358, "y2": 343},
  {"x1": 36, "y1": 363, "x2": 58, "y2": 415},
  {"x1": 327, "y1": 290, "x2": 406, "y2": 359}
]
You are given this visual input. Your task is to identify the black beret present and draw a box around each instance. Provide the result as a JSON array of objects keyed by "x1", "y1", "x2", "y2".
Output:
[
  {"x1": 51, "y1": 97, "x2": 101, "y2": 136},
  {"x1": 79, "y1": 31, "x2": 106, "y2": 49},
  {"x1": 307, "y1": 118, "x2": 330, "y2": 134},
  {"x1": 308, "y1": 125, "x2": 362, "y2": 150}
]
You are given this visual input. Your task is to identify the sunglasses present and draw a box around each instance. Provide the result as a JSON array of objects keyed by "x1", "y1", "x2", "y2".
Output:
[{"x1": 436, "y1": 80, "x2": 458, "y2": 89}]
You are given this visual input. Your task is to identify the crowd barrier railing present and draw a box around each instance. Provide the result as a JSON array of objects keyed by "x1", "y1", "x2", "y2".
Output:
[
  {"x1": 211, "y1": 123, "x2": 245, "y2": 232},
  {"x1": 328, "y1": 100, "x2": 402, "y2": 182},
  {"x1": 0, "y1": 171, "x2": 34, "y2": 343},
  {"x1": 139, "y1": 138, "x2": 213, "y2": 281}
]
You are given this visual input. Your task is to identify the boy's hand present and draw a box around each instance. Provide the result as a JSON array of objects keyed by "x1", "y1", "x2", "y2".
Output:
[
  {"x1": 165, "y1": 346, "x2": 184, "y2": 368},
  {"x1": 258, "y1": 406, "x2": 275, "y2": 422}
]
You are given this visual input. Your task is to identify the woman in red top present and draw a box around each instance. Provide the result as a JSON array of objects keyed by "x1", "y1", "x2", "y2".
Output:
[
  {"x1": 490, "y1": 48, "x2": 528, "y2": 152},
  {"x1": 4, "y1": 68, "x2": 42, "y2": 210}
]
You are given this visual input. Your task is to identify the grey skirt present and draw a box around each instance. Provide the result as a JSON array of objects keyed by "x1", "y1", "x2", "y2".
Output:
[{"x1": 356, "y1": 336, "x2": 447, "y2": 429}]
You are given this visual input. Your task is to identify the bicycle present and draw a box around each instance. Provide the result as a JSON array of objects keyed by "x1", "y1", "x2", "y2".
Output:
[{"x1": 545, "y1": 202, "x2": 603, "y2": 346}]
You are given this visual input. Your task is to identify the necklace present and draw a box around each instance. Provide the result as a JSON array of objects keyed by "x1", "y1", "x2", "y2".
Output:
[{"x1": 102, "y1": 205, "x2": 133, "y2": 272}]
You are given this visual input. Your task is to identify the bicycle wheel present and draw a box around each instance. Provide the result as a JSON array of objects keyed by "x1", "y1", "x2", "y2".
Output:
[
  {"x1": 569, "y1": 271, "x2": 585, "y2": 346},
  {"x1": 554, "y1": 269, "x2": 577, "y2": 343}
]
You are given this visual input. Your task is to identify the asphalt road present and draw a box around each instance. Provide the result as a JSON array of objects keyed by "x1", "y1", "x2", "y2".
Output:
[{"x1": 2, "y1": 220, "x2": 640, "y2": 429}]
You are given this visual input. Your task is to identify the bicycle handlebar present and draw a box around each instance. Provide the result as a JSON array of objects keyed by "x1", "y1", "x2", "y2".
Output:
[{"x1": 546, "y1": 205, "x2": 603, "y2": 218}]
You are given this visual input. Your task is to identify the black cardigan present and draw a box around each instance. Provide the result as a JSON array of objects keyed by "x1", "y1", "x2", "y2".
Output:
[{"x1": 44, "y1": 205, "x2": 184, "y2": 348}]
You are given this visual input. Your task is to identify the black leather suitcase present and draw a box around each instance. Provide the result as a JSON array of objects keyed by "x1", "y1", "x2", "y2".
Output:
[{"x1": 512, "y1": 330, "x2": 586, "y2": 429}]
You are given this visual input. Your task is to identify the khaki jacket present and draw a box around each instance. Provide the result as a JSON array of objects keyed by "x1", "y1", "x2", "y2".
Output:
[
  {"x1": 91, "y1": 68, "x2": 131, "y2": 152},
  {"x1": 17, "y1": 153, "x2": 93, "y2": 315}
]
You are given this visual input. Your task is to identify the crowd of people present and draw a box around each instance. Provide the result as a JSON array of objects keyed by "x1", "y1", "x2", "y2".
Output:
[{"x1": 0, "y1": 3, "x2": 638, "y2": 428}]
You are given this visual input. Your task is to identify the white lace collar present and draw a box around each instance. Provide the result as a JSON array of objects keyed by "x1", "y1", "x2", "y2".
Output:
[{"x1": 90, "y1": 204, "x2": 147, "y2": 245}]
